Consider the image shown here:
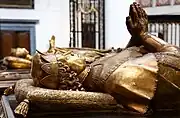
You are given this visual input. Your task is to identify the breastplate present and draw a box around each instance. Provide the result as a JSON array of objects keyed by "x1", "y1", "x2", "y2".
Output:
[{"x1": 83, "y1": 47, "x2": 143, "y2": 92}]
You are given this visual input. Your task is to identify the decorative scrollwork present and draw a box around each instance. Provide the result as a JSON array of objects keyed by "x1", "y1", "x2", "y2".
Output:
[
  {"x1": 78, "y1": 4, "x2": 98, "y2": 14},
  {"x1": 77, "y1": 0, "x2": 98, "y2": 15}
]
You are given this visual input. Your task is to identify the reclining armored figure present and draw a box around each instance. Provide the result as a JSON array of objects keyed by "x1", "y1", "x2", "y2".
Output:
[
  {"x1": 11, "y1": 2, "x2": 180, "y2": 117},
  {"x1": 0, "y1": 47, "x2": 32, "y2": 70}
]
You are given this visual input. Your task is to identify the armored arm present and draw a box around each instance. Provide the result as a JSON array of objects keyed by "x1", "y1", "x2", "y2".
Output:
[
  {"x1": 126, "y1": 2, "x2": 179, "y2": 53},
  {"x1": 140, "y1": 33, "x2": 179, "y2": 53}
]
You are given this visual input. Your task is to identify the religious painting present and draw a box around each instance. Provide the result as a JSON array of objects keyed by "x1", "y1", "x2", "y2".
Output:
[
  {"x1": 174, "y1": 0, "x2": 180, "y2": 5},
  {"x1": 138, "y1": 0, "x2": 152, "y2": 8},
  {"x1": 0, "y1": 0, "x2": 34, "y2": 9},
  {"x1": 156, "y1": 0, "x2": 171, "y2": 6}
]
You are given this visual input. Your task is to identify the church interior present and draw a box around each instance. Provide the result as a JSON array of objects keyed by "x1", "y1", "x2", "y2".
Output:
[{"x1": 0, "y1": 0, "x2": 180, "y2": 118}]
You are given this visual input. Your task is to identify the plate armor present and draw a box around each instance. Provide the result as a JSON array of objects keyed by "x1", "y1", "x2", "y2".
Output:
[{"x1": 84, "y1": 46, "x2": 180, "y2": 113}]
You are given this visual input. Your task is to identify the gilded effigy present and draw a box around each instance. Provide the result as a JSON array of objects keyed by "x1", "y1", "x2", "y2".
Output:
[
  {"x1": 0, "y1": 47, "x2": 32, "y2": 71},
  {"x1": 4, "y1": 2, "x2": 180, "y2": 118},
  {"x1": 0, "y1": 47, "x2": 32, "y2": 94}
]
